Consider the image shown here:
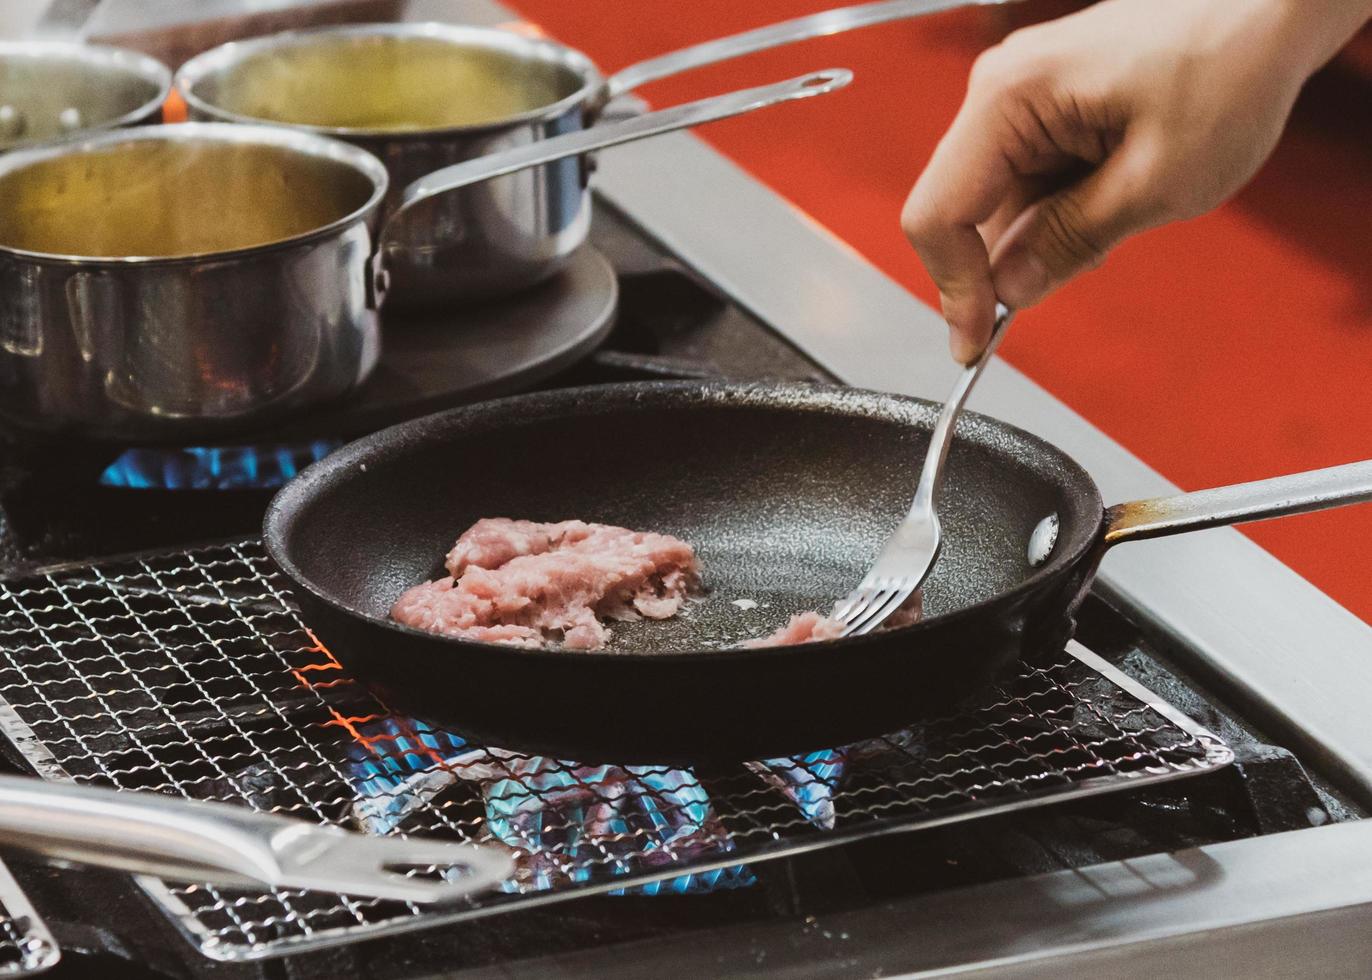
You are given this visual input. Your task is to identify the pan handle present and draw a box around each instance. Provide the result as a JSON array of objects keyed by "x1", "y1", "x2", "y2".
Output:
[
  {"x1": 1103, "y1": 459, "x2": 1372, "y2": 547},
  {"x1": 373, "y1": 68, "x2": 851, "y2": 275},
  {"x1": 602, "y1": 0, "x2": 1020, "y2": 101},
  {"x1": 0, "y1": 774, "x2": 512, "y2": 903}
]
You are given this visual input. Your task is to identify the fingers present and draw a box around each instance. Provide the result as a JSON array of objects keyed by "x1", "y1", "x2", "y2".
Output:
[
  {"x1": 977, "y1": 172, "x2": 1060, "y2": 260},
  {"x1": 905, "y1": 215, "x2": 998, "y2": 364},
  {"x1": 910, "y1": 131, "x2": 1159, "y2": 359},
  {"x1": 989, "y1": 136, "x2": 1158, "y2": 308},
  {"x1": 902, "y1": 79, "x2": 1029, "y2": 363}
]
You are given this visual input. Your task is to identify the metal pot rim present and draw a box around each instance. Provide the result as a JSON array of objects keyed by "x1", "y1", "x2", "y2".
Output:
[
  {"x1": 0, "y1": 40, "x2": 173, "y2": 150},
  {"x1": 0, "y1": 121, "x2": 390, "y2": 267},
  {"x1": 175, "y1": 21, "x2": 605, "y2": 141}
]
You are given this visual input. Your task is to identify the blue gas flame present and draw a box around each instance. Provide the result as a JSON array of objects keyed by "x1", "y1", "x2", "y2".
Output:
[
  {"x1": 98, "y1": 440, "x2": 341, "y2": 490},
  {"x1": 346, "y1": 716, "x2": 754, "y2": 896}
]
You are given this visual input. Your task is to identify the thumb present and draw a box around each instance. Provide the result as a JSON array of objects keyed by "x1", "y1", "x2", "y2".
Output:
[{"x1": 990, "y1": 139, "x2": 1159, "y2": 309}]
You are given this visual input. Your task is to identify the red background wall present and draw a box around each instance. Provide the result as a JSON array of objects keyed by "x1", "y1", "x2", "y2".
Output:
[{"x1": 508, "y1": 1, "x2": 1372, "y2": 622}]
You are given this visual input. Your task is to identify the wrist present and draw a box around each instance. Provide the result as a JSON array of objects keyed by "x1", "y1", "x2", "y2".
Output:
[{"x1": 1264, "y1": 0, "x2": 1372, "y2": 78}]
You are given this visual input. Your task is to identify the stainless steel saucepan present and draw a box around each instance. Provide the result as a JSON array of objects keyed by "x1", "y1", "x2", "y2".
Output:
[
  {"x1": 0, "y1": 69, "x2": 849, "y2": 442},
  {"x1": 0, "y1": 40, "x2": 171, "y2": 152},
  {"x1": 175, "y1": 0, "x2": 1015, "y2": 306}
]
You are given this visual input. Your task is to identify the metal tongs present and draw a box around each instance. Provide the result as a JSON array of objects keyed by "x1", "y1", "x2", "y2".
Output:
[{"x1": 0, "y1": 775, "x2": 511, "y2": 904}]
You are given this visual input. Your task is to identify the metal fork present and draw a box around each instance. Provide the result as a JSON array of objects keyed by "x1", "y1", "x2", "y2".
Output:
[{"x1": 835, "y1": 305, "x2": 1013, "y2": 637}]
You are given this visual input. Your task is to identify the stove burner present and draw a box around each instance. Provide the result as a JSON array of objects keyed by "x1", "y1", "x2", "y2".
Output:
[
  {"x1": 346, "y1": 715, "x2": 755, "y2": 896},
  {"x1": 98, "y1": 440, "x2": 340, "y2": 490},
  {"x1": 0, "y1": 541, "x2": 1232, "y2": 959},
  {"x1": 748, "y1": 749, "x2": 849, "y2": 831}
]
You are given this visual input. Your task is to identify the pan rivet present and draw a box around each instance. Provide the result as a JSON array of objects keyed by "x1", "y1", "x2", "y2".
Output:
[{"x1": 1028, "y1": 513, "x2": 1059, "y2": 567}]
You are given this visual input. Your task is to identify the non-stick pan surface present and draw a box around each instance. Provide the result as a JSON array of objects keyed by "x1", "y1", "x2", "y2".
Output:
[{"x1": 265, "y1": 382, "x2": 1104, "y2": 763}]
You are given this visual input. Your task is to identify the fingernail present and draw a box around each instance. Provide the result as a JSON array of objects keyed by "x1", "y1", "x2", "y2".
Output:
[{"x1": 993, "y1": 243, "x2": 1051, "y2": 309}]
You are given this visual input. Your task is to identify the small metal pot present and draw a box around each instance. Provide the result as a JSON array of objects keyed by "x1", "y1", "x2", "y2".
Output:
[
  {"x1": 0, "y1": 123, "x2": 389, "y2": 443},
  {"x1": 0, "y1": 40, "x2": 171, "y2": 152},
  {"x1": 0, "y1": 71, "x2": 847, "y2": 443},
  {"x1": 175, "y1": 1, "x2": 991, "y2": 308},
  {"x1": 177, "y1": 23, "x2": 604, "y2": 307}
]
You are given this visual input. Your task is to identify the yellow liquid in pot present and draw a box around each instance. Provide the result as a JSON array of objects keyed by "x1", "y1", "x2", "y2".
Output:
[
  {"x1": 0, "y1": 138, "x2": 376, "y2": 258},
  {"x1": 199, "y1": 35, "x2": 584, "y2": 132}
]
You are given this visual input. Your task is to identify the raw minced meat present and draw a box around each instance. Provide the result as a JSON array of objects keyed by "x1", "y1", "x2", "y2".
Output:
[
  {"x1": 390, "y1": 518, "x2": 700, "y2": 650},
  {"x1": 392, "y1": 517, "x2": 924, "y2": 651},
  {"x1": 743, "y1": 611, "x2": 845, "y2": 647},
  {"x1": 745, "y1": 592, "x2": 923, "y2": 648}
]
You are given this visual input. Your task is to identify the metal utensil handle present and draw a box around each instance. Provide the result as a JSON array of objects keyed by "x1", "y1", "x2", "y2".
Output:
[
  {"x1": 0, "y1": 774, "x2": 511, "y2": 904},
  {"x1": 604, "y1": 0, "x2": 1018, "y2": 100},
  {"x1": 907, "y1": 305, "x2": 1013, "y2": 518},
  {"x1": 389, "y1": 68, "x2": 851, "y2": 233},
  {"x1": 1104, "y1": 459, "x2": 1372, "y2": 546}
]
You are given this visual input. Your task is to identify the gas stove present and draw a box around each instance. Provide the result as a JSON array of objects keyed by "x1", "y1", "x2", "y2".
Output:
[
  {"x1": 0, "y1": 2, "x2": 1369, "y2": 977},
  {"x1": 0, "y1": 195, "x2": 1360, "y2": 978}
]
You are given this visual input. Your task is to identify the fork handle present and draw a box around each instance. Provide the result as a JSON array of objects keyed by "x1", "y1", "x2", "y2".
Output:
[{"x1": 909, "y1": 306, "x2": 1013, "y2": 516}]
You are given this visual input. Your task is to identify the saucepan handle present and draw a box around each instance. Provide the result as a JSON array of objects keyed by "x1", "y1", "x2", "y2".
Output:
[
  {"x1": 1102, "y1": 459, "x2": 1372, "y2": 547},
  {"x1": 380, "y1": 67, "x2": 851, "y2": 248},
  {"x1": 602, "y1": 0, "x2": 1018, "y2": 101},
  {"x1": 370, "y1": 68, "x2": 850, "y2": 297},
  {"x1": 0, "y1": 773, "x2": 511, "y2": 903}
]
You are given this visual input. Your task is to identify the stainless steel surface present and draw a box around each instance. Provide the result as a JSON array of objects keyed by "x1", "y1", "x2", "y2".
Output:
[
  {"x1": 1105, "y1": 459, "x2": 1372, "y2": 546},
  {"x1": 0, "y1": 541, "x2": 1228, "y2": 961},
  {"x1": 448, "y1": 817, "x2": 1372, "y2": 979},
  {"x1": 384, "y1": 68, "x2": 852, "y2": 299},
  {"x1": 0, "y1": 40, "x2": 169, "y2": 151},
  {"x1": 0, "y1": 121, "x2": 388, "y2": 442},
  {"x1": 837, "y1": 306, "x2": 1012, "y2": 636},
  {"x1": 587, "y1": 127, "x2": 1372, "y2": 811},
  {"x1": 0, "y1": 774, "x2": 512, "y2": 903},
  {"x1": 603, "y1": 0, "x2": 1018, "y2": 99},
  {"x1": 0, "y1": 858, "x2": 58, "y2": 977}
]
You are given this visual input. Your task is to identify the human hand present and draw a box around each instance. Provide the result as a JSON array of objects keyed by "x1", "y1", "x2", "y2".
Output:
[{"x1": 901, "y1": 0, "x2": 1372, "y2": 362}]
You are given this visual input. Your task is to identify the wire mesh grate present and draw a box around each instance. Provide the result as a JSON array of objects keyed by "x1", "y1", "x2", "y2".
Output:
[{"x1": 0, "y1": 541, "x2": 1231, "y2": 961}]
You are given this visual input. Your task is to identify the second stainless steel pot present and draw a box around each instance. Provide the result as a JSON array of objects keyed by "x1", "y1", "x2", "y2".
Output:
[
  {"x1": 0, "y1": 70, "x2": 848, "y2": 442},
  {"x1": 0, "y1": 40, "x2": 171, "y2": 152},
  {"x1": 176, "y1": 1, "x2": 1013, "y2": 307}
]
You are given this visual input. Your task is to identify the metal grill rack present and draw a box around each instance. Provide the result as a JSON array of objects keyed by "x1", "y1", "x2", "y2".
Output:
[{"x1": 0, "y1": 541, "x2": 1231, "y2": 962}]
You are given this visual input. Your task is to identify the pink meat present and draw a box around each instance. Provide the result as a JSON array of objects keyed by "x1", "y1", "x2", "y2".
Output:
[
  {"x1": 744, "y1": 611, "x2": 845, "y2": 648},
  {"x1": 746, "y1": 592, "x2": 923, "y2": 648},
  {"x1": 445, "y1": 518, "x2": 596, "y2": 577},
  {"x1": 392, "y1": 519, "x2": 700, "y2": 650}
]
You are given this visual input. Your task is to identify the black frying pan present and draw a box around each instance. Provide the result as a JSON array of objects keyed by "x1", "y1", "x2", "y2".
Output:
[{"x1": 263, "y1": 382, "x2": 1372, "y2": 763}]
